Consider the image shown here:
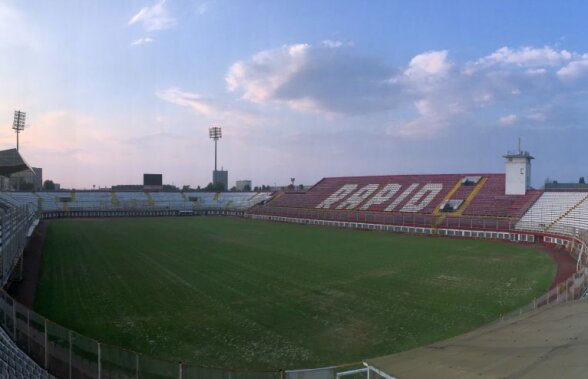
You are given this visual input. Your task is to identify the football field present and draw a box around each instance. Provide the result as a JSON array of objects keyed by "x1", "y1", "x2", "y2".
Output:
[{"x1": 35, "y1": 217, "x2": 554, "y2": 369}]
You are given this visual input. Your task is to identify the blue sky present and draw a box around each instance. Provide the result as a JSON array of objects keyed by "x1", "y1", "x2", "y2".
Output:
[{"x1": 1, "y1": 0, "x2": 587, "y2": 189}]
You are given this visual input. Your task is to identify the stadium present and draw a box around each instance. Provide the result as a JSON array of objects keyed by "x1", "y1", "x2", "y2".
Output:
[
  {"x1": 0, "y1": 140, "x2": 587, "y2": 379},
  {"x1": 4, "y1": 3, "x2": 588, "y2": 379}
]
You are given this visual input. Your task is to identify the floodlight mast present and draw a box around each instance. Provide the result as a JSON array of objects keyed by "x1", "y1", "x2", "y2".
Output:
[
  {"x1": 209, "y1": 126, "x2": 222, "y2": 171},
  {"x1": 12, "y1": 110, "x2": 26, "y2": 151}
]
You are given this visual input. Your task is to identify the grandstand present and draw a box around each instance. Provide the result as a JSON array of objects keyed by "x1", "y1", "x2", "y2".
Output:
[
  {"x1": 252, "y1": 173, "x2": 542, "y2": 232},
  {"x1": 2, "y1": 190, "x2": 272, "y2": 216}
]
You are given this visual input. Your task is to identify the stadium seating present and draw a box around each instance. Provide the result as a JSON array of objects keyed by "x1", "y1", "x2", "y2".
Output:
[
  {"x1": 34, "y1": 193, "x2": 62, "y2": 212},
  {"x1": 68, "y1": 191, "x2": 113, "y2": 210},
  {"x1": 2, "y1": 191, "x2": 272, "y2": 213},
  {"x1": 462, "y1": 176, "x2": 542, "y2": 218},
  {"x1": 517, "y1": 192, "x2": 588, "y2": 234},
  {"x1": 255, "y1": 174, "x2": 540, "y2": 229},
  {"x1": 0, "y1": 315, "x2": 52, "y2": 379},
  {"x1": 555, "y1": 196, "x2": 588, "y2": 232},
  {"x1": 3, "y1": 192, "x2": 39, "y2": 209}
]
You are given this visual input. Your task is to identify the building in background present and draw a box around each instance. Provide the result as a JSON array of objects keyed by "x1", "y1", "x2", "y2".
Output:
[
  {"x1": 9, "y1": 167, "x2": 42, "y2": 191},
  {"x1": 213, "y1": 170, "x2": 228, "y2": 191},
  {"x1": 235, "y1": 180, "x2": 252, "y2": 191}
]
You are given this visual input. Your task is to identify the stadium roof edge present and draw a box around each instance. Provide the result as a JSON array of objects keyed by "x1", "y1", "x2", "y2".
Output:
[{"x1": 0, "y1": 148, "x2": 34, "y2": 176}]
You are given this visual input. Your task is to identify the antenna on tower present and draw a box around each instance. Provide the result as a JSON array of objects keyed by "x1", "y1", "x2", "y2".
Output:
[{"x1": 518, "y1": 137, "x2": 522, "y2": 153}]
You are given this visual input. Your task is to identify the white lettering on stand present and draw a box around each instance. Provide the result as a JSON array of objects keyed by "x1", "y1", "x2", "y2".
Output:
[
  {"x1": 400, "y1": 183, "x2": 443, "y2": 212},
  {"x1": 316, "y1": 184, "x2": 358, "y2": 209},
  {"x1": 385, "y1": 183, "x2": 418, "y2": 211},
  {"x1": 337, "y1": 184, "x2": 379, "y2": 210},
  {"x1": 359, "y1": 184, "x2": 401, "y2": 210}
]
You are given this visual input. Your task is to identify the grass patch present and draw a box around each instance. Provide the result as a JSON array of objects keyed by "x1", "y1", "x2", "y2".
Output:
[{"x1": 35, "y1": 217, "x2": 554, "y2": 369}]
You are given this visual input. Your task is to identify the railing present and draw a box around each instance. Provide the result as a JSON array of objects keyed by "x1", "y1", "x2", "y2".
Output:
[
  {"x1": 250, "y1": 206, "x2": 519, "y2": 231},
  {"x1": 41, "y1": 208, "x2": 246, "y2": 219},
  {"x1": 0, "y1": 290, "x2": 282, "y2": 379}
]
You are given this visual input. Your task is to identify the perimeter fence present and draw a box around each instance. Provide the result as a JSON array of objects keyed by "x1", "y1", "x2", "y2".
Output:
[
  {"x1": 249, "y1": 206, "x2": 519, "y2": 231},
  {"x1": 0, "y1": 288, "x2": 282, "y2": 379}
]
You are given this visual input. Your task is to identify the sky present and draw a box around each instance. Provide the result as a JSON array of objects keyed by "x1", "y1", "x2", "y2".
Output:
[{"x1": 1, "y1": 0, "x2": 588, "y2": 189}]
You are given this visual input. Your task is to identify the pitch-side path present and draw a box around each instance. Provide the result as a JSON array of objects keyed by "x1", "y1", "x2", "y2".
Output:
[{"x1": 366, "y1": 248, "x2": 586, "y2": 379}]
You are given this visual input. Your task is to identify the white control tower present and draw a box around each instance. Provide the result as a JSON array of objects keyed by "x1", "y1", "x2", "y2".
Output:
[{"x1": 503, "y1": 141, "x2": 533, "y2": 195}]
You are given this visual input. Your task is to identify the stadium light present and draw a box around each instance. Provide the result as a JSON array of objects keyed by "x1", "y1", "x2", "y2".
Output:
[
  {"x1": 209, "y1": 126, "x2": 222, "y2": 171},
  {"x1": 12, "y1": 110, "x2": 26, "y2": 151}
]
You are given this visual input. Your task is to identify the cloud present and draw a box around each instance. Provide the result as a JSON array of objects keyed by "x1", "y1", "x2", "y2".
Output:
[
  {"x1": 217, "y1": 43, "x2": 588, "y2": 137},
  {"x1": 321, "y1": 40, "x2": 353, "y2": 49},
  {"x1": 498, "y1": 114, "x2": 518, "y2": 126},
  {"x1": 25, "y1": 111, "x2": 115, "y2": 155},
  {"x1": 129, "y1": 0, "x2": 175, "y2": 32},
  {"x1": 130, "y1": 37, "x2": 154, "y2": 46},
  {"x1": 404, "y1": 50, "x2": 452, "y2": 78},
  {"x1": 557, "y1": 55, "x2": 588, "y2": 80},
  {"x1": 473, "y1": 46, "x2": 572, "y2": 68},
  {"x1": 226, "y1": 43, "x2": 402, "y2": 116},
  {"x1": 156, "y1": 88, "x2": 259, "y2": 124}
]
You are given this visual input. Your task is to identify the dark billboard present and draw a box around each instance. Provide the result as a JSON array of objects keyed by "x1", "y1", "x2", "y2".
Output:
[{"x1": 143, "y1": 174, "x2": 163, "y2": 186}]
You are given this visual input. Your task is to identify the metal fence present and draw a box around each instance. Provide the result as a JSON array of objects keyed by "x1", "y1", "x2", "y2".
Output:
[
  {"x1": 41, "y1": 208, "x2": 245, "y2": 220},
  {"x1": 0, "y1": 289, "x2": 282, "y2": 379},
  {"x1": 250, "y1": 206, "x2": 519, "y2": 231}
]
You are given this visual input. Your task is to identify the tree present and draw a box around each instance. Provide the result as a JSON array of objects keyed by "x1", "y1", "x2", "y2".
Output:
[
  {"x1": 43, "y1": 180, "x2": 56, "y2": 191},
  {"x1": 182, "y1": 185, "x2": 191, "y2": 191},
  {"x1": 243, "y1": 184, "x2": 251, "y2": 192},
  {"x1": 19, "y1": 182, "x2": 34, "y2": 191},
  {"x1": 203, "y1": 182, "x2": 225, "y2": 192},
  {"x1": 580, "y1": 177, "x2": 586, "y2": 184}
]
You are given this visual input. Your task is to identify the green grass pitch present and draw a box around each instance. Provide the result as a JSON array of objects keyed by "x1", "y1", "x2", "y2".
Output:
[{"x1": 35, "y1": 217, "x2": 554, "y2": 369}]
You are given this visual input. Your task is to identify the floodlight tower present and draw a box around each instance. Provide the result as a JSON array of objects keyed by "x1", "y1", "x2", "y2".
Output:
[
  {"x1": 12, "y1": 110, "x2": 26, "y2": 151},
  {"x1": 209, "y1": 126, "x2": 222, "y2": 171}
]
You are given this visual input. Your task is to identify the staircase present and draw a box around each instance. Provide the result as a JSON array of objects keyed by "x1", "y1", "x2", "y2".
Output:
[
  {"x1": 433, "y1": 179, "x2": 463, "y2": 216},
  {"x1": 111, "y1": 192, "x2": 119, "y2": 207},
  {"x1": 453, "y1": 177, "x2": 488, "y2": 216},
  {"x1": 146, "y1": 192, "x2": 154, "y2": 206}
]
